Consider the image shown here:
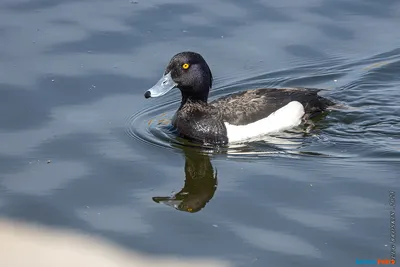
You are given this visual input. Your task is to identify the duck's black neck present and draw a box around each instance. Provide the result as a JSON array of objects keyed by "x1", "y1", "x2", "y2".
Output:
[{"x1": 179, "y1": 86, "x2": 209, "y2": 109}]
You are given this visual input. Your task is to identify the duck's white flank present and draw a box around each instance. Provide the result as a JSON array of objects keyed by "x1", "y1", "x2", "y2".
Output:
[{"x1": 225, "y1": 101, "x2": 305, "y2": 143}]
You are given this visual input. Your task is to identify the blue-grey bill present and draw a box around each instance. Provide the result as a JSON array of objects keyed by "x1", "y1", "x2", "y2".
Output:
[
  {"x1": 153, "y1": 197, "x2": 182, "y2": 209},
  {"x1": 144, "y1": 72, "x2": 177, "y2": 98}
]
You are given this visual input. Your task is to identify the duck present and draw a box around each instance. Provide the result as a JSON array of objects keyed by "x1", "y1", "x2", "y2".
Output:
[{"x1": 144, "y1": 51, "x2": 335, "y2": 146}]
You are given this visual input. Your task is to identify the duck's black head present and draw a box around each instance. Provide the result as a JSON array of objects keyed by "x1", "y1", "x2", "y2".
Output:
[{"x1": 144, "y1": 51, "x2": 213, "y2": 103}]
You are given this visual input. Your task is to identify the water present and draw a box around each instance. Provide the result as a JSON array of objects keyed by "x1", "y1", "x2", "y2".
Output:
[{"x1": 1, "y1": 0, "x2": 399, "y2": 266}]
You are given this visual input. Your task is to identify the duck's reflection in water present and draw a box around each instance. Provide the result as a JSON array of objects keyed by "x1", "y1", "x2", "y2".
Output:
[
  {"x1": 153, "y1": 146, "x2": 217, "y2": 213},
  {"x1": 150, "y1": 113, "x2": 328, "y2": 213}
]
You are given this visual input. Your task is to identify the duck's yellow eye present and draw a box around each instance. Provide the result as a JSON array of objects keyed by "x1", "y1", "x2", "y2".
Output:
[{"x1": 182, "y1": 63, "x2": 190, "y2": 69}]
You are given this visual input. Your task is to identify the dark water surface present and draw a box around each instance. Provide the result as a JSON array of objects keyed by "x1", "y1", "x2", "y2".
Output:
[{"x1": 1, "y1": 0, "x2": 399, "y2": 266}]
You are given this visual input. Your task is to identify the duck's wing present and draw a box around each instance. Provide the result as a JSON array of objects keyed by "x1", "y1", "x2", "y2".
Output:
[{"x1": 209, "y1": 88, "x2": 334, "y2": 125}]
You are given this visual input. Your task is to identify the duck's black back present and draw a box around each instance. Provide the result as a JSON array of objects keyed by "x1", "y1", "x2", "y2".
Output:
[{"x1": 210, "y1": 88, "x2": 334, "y2": 125}]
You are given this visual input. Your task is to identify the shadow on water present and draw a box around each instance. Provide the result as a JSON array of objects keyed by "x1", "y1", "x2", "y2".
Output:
[
  {"x1": 152, "y1": 144, "x2": 217, "y2": 213},
  {"x1": 149, "y1": 109, "x2": 334, "y2": 214}
]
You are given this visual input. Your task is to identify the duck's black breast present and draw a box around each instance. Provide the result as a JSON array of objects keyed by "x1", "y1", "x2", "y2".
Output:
[
  {"x1": 210, "y1": 87, "x2": 334, "y2": 125},
  {"x1": 172, "y1": 101, "x2": 228, "y2": 145}
]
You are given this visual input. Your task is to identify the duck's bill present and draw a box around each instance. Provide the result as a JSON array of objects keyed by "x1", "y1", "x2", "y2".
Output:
[
  {"x1": 152, "y1": 197, "x2": 182, "y2": 209},
  {"x1": 144, "y1": 72, "x2": 177, "y2": 98}
]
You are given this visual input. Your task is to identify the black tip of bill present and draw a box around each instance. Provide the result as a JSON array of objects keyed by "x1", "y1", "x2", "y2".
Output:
[{"x1": 144, "y1": 91, "x2": 151, "y2": 99}]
